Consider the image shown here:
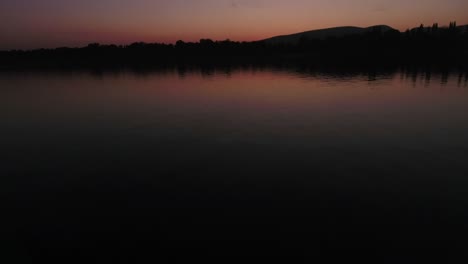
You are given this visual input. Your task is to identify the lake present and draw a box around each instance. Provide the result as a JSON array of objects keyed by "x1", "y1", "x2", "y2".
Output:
[{"x1": 2, "y1": 66, "x2": 468, "y2": 261}]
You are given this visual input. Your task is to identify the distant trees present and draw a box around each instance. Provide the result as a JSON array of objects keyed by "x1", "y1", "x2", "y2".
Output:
[
  {"x1": 86, "y1": 43, "x2": 101, "y2": 49},
  {"x1": 1, "y1": 21, "x2": 467, "y2": 68},
  {"x1": 176, "y1": 40, "x2": 186, "y2": 48},
  {"x1": 431, "y1": 23, "x2": 439, "y2": 35},
  {"x1": 199, "y1": 39, "x2": 214, "y2": 46},
  {"x1": 418, "y1": 24, "x2": 425, "y2": 34},
  {"x1": 449, "y1": 21, "x2": 459, "y2": 35},
  {"x1": 449, "y1": 21, "x2": 457, "y2": 29}
]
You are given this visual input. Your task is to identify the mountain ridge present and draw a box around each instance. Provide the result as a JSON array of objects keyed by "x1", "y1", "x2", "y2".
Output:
[{"x1": 262, "y1": 25, "x2": 399, "y2": 45}]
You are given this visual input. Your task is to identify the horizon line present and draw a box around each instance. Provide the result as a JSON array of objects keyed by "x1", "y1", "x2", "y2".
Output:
[{"x1": 2, "y1": 22, "x2": 466, "y2": 52}]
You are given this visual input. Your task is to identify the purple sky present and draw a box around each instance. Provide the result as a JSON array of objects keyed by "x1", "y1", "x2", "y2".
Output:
[{"x1": 1, "y1": 0, "x2": 467, "y2": 50}]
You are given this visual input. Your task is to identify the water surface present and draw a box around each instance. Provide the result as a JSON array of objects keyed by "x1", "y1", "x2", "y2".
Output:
[{"x1": 2, "y1": 67, "x2": 468, "y2": 261}]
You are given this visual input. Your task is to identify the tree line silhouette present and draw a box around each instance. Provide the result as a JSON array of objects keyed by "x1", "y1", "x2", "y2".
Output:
[{"x1": 1, "y1": 22, "x2": 467, "y2": 69}]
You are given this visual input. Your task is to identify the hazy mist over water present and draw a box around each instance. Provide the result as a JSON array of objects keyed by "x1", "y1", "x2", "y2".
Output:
[{"x1": 2, "y1": 67, "x2": 468, "y2": 261}]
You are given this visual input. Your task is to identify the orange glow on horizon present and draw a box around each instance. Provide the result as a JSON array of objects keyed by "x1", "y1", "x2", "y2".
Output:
[{"x1": 1, "y1": 0, "x2": 467, "y2": 49}]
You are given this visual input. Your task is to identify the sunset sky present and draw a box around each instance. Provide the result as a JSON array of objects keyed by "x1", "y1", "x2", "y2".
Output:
[{"x1": 1, "y1": 0, "x2": 467, "y2": 50}]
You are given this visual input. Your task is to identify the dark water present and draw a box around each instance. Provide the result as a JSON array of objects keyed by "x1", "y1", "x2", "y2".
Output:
[{"x1": 2, "y1": 68, "x2": 468, "y2": 262}]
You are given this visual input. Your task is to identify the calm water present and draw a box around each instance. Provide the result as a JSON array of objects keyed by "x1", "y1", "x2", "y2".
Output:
[{"x1": 2, "y1": 67, "x2": 468, "y2": 261}]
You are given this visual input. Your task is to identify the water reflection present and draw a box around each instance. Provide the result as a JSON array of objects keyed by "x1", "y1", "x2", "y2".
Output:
[
  {"x1": 395, "y1": 67, "x2": 468, "y2": 88},
  {"x1": 1, "y1": 66, "x2": 468, "y2": 260},
  {"x1": 5, "y1": 65, "x2": 465, "y2": 87}
]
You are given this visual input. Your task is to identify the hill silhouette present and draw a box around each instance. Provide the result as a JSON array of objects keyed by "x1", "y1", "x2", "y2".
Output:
[
  {"x1": 1, "y1": 22, "x2": 467, "y2": 69},
  {"x1": 263, "y1": 25, "x2": 398, "y2": 45}
]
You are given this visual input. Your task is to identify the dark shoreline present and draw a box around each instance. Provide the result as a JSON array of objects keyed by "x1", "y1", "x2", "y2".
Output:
[
  {"x1": 1, "y1": 23, "x2": 467, "y2": 70},
  {"x1": 1, "y1": 52, "x2": 468, "y2": 71}
]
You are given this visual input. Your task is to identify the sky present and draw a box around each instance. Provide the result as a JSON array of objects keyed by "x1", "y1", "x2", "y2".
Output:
[{"x1": 1, "y1": 0, "x2": 467, "y2": 50}]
